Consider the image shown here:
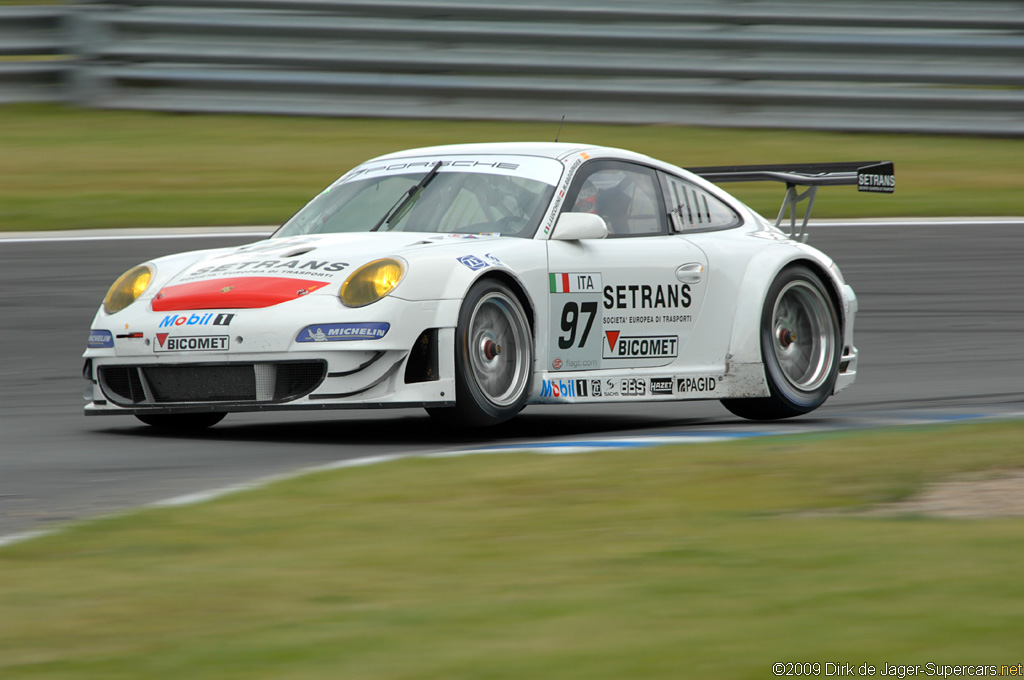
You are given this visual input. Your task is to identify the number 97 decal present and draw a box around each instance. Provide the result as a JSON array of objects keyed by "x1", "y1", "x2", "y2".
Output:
[{"x1": 558, "y1": 301, "x2": 598, "y2": 349}]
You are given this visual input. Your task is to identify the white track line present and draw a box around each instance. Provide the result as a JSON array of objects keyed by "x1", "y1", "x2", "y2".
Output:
[
  {"x1": 0, "y1": 229, "x2": 274, "y2": 244},
  {"x1": 3, "y1": 409, "x2": 1022, "y2": 550}
]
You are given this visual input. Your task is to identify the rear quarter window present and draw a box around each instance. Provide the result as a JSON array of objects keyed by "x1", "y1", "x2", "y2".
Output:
[{"x1": 661, "y1": 173, "x2": 741, "y2": 232}]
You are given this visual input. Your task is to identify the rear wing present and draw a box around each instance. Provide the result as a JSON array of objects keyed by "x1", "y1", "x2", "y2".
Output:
[{"x1": 687, "y1": 161, "x2": 894, "y2": 241}]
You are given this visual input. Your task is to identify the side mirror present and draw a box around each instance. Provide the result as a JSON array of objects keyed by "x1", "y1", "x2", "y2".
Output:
[{"x1": 550, "y1": 212, "x2": 608, "y2": 241}]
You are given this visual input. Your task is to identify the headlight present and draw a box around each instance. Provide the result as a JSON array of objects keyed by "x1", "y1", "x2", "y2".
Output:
[
  {"x1": 339, "y1": 258, "x2": 405, "y2": 307},
  {"x1": 103, "y1": 264, "x2": 154, "y2": 314}
]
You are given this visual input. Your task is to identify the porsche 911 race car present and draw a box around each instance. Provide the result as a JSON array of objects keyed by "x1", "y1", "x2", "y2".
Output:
[{"x1": 83, "y1": 143, "x2": 893, "y2": 429}]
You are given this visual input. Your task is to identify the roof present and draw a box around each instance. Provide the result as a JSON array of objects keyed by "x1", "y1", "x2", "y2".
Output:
[{"x1": 369, "y1": 141, "x2": 660, "y2": 166}]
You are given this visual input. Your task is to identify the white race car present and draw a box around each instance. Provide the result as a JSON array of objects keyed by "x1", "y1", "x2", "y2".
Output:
[{"x1": 83, "y1": 143, "x2": 893, "y2": 429}]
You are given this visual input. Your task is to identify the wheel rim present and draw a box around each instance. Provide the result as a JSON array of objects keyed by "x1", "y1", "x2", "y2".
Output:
[
  {"x1": 466, "y1": 291, "x2": 531, "y2": 407},
  {"x1": 771, "y1": 281, "x2": 836, "y2": 393}
]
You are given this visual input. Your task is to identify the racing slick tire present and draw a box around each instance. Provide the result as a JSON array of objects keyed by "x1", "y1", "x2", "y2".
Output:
[
  {"x1": 135, "y1": 412, "x2": 227, "y2": 430},
  {"x1": 428, "y1": 279, "x2": 533, "y2": 427},
  {"x1": 722, "y1": 265, "x2": 841, "y2": 421}
]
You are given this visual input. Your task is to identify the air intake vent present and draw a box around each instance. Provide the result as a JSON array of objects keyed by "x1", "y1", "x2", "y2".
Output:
[
  {"x1": 99, "y1": 361, "x2": 326, "y2": 406},
  {"x1": 100, "y1": 366, "x2": 146, "y2": 404},
  {"x1": 144, "y1": 365, "x2": 256, "y2": 402}
]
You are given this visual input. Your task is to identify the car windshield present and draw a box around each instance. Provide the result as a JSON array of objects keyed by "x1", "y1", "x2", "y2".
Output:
[{"x1": 274, "y1": 155, "x2": 562, "y2": 239}]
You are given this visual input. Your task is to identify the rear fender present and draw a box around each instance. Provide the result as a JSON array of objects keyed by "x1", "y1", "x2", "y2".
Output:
[{"x1": 727, "y1": 249, "x2": 844, "y2": 369}]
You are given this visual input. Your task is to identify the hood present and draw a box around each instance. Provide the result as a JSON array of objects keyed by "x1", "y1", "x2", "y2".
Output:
[{"x1": 151, "y1": 232, "x2": 503, "y2": 311}]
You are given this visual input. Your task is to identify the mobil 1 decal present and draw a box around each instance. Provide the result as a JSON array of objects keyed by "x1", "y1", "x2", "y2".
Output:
[{"x1": 548, "y1": 272, "x2": 602, "y2": 371}]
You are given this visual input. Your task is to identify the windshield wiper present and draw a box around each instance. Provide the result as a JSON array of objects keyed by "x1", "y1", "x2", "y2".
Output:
[{"x1": 370, "y1": 161, "x2": 443, "y2": 232}]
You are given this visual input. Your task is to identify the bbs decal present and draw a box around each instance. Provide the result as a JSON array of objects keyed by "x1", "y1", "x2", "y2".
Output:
[{"x1": 620, "y1": 378, "x2": 646, "y2": 396}]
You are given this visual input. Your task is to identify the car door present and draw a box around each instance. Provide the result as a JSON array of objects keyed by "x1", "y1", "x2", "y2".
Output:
[{"x1": 545, "y1": 160, "x2": 709, "y2": 381}]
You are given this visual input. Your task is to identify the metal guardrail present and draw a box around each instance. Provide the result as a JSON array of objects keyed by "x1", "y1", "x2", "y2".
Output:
[
  {"x1": 2, "y1": 1, "x2": 1023, "y2": 135},
  {"x1": 0, "y1": 6, "x2": 69, "y2": 103}
]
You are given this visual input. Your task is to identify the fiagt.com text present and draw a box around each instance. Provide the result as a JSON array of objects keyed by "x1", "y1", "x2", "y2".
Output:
[{"x1": 772, "y1": 663, "x2": 1024, "y2": 678}]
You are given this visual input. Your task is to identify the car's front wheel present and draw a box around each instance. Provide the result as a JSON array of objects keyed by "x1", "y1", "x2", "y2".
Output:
[
  {"x1": 722, "y1": 265, "x2": 840, "y2": 420},
  {"x1": 135, "y1": 412, "x2": 227, "y2": 430},
  {"x1": 429, "y1": 279, "x2": 533, "y2": 427}
]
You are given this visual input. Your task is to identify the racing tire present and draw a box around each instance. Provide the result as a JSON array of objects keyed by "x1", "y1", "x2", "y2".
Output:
[
  {"x1": 721, "y1": 265, "x2": 841, "y2": 421},
  {"x1": 428, "y1": 279, "x2": 533, "y2": 427},
  {"x1": 135, "y1": 412, "x2": 227, "y2": 430}
]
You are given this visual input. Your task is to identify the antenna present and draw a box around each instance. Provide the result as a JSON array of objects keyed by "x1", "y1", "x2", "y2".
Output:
[{"x1": 554, "y1": 115, "x2": 565, "y2": 142}]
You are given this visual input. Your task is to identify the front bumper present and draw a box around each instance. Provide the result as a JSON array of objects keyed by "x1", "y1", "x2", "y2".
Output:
[{"x1": 83, "y1": 295, "x2": 459, "y2": 415}]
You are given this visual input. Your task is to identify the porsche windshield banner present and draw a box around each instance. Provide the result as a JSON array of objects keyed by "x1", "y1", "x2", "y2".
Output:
[{"x1": 340, "y1": 155, "x2": 564, "y2": 187}]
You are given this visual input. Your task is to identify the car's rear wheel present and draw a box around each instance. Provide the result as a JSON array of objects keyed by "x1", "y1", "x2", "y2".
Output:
[
  {"x1": 428, "y1": 279, "x2": 533, "y2": 427},
  {"x1": 135, "y1": 412, "x2": 226, "y2": 430},
  {"x1": 722, "y1": 265, "x2": 840, "y2": 420}
]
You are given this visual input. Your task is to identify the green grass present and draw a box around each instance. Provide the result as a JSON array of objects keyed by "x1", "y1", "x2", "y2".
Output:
[
  {"x1": 2, "y1": 420, "x2": 1023, "y2": 679},
  {"x1": 2, "y1": 103, "x2": 1023, "y2": 231}
]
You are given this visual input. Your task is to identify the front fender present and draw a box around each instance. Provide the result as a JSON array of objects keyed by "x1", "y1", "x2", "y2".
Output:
[{"x1": 391, "y1": 239, "x2": 548, "y2": 316}]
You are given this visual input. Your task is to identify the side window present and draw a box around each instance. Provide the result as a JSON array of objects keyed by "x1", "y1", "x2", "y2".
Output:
[
  {"x1": 566, "y1": 161, "x2": 666, "y2": 237},
  {"x1": 662, "y1": 174, "x2": 741, "y2": 231}
]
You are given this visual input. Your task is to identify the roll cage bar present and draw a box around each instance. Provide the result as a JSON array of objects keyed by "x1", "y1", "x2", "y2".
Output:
[{"x1": 687, "y1": 161, "x2": 894, "y2": 241}]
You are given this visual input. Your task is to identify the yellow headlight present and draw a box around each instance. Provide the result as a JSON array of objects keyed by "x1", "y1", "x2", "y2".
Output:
[
  {"x1": 103, "y1": 265, "x2": 154, "y2": 314},
  {"x1": 339, "y1": 258, "x2": 405, "y2": 307}
]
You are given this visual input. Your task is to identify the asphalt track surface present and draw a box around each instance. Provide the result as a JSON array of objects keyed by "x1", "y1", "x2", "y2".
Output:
[{"x1": 2, "y1": 220, "x2": 1023, "y2": 538}]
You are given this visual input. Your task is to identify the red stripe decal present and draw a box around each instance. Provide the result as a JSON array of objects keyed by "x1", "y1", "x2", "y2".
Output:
[
  {"x1": 561, "y1": 272, "x2": 570, "y2": 292},
  {"x1": 152, "y1": 277, "x2": 327, "y2": 311}
]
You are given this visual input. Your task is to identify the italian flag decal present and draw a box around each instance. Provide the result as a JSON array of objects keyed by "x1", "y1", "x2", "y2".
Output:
[
  {"x1": 550, "y1": 272, "x2": 572, "y2": 293},
  {"x1": 549, "y1": 272, "x2": 602, "y2": 293}
]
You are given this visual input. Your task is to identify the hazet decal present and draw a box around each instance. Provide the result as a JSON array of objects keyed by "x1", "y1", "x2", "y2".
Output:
[{"x1": 650, "y1": 378, "x2": 673, "y2": 395}]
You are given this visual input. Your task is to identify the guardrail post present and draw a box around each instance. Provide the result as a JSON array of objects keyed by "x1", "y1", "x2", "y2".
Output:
[{"x1": 66, "y1": 5, "x2": 110, "y2": 107}]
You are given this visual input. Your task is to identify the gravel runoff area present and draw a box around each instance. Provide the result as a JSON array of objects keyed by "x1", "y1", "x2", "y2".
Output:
[{"x1": 863, "y1": 472, "x2": 1024, "y2": 519}]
